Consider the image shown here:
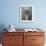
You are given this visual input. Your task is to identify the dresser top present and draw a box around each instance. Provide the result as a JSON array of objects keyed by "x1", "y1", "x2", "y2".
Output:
[{"x1": 4, "y1": 29, "x2": 44, "y2": 33}]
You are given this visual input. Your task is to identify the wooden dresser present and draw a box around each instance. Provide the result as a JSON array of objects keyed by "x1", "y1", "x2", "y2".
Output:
[{"x1": 2, "y1": 29, "x2": 45, "y2": 46}]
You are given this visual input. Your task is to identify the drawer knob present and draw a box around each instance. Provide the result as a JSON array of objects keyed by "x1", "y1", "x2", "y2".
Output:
[
  {"x1": 9, "y1": 37, "x2": 14, "y2": 40},
  {"x1": 32, "y1": 39, "x2": 36, "y2": 40}
]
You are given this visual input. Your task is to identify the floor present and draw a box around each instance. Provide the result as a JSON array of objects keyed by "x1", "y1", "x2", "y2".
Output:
[{"x1": 0, "y1": 44, "x2": 2, "y2": 46}]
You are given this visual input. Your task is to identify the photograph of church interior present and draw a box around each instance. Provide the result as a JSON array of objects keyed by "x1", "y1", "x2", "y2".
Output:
[{"x1": 0, "y1": 0, "x2": 46, "y2": 46}]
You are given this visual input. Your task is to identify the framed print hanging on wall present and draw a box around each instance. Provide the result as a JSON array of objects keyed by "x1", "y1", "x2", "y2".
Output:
[{"x1": 20, "y1": 5, "x2": 35, "y2": 22}]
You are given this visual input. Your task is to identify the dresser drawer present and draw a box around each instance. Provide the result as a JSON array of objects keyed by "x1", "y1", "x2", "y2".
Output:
[
  {"x1": 32, "y1": 36, "x2": 45, "y2": 44},
  {"x1": 32, "y1": 44, "x2": 44, "y2": 46},
  {"x1": 3, "y1": 35, "x2": 23, "y2": 44},
  {"x1": 3, "y1": 32, "x2": 23, "y2": 36},
  {"x1": 24, "y1": 32, "x2": 44, "y2": 36},
  {"x1": 3, "y1": 42, "x2": 23, "y2": 46}
]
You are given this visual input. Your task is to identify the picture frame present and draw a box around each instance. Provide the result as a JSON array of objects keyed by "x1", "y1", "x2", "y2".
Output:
[{"x1": 20, "y1": 5, "x2": 35, "y2": 22}]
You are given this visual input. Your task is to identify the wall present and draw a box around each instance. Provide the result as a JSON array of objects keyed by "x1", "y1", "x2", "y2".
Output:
[{"x1": 0, "y1": 0, "x2": 46, "y2": 29}]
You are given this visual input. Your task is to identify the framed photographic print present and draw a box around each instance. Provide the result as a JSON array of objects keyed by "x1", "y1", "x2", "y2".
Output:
[{"x1": 20, "y1": 5, "x2": 35, "y2": 22}]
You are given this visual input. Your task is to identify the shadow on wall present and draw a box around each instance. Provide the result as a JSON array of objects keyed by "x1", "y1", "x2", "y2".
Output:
[{"x1": 0, "y1": 24, "x2": 7, "y2": 43}]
